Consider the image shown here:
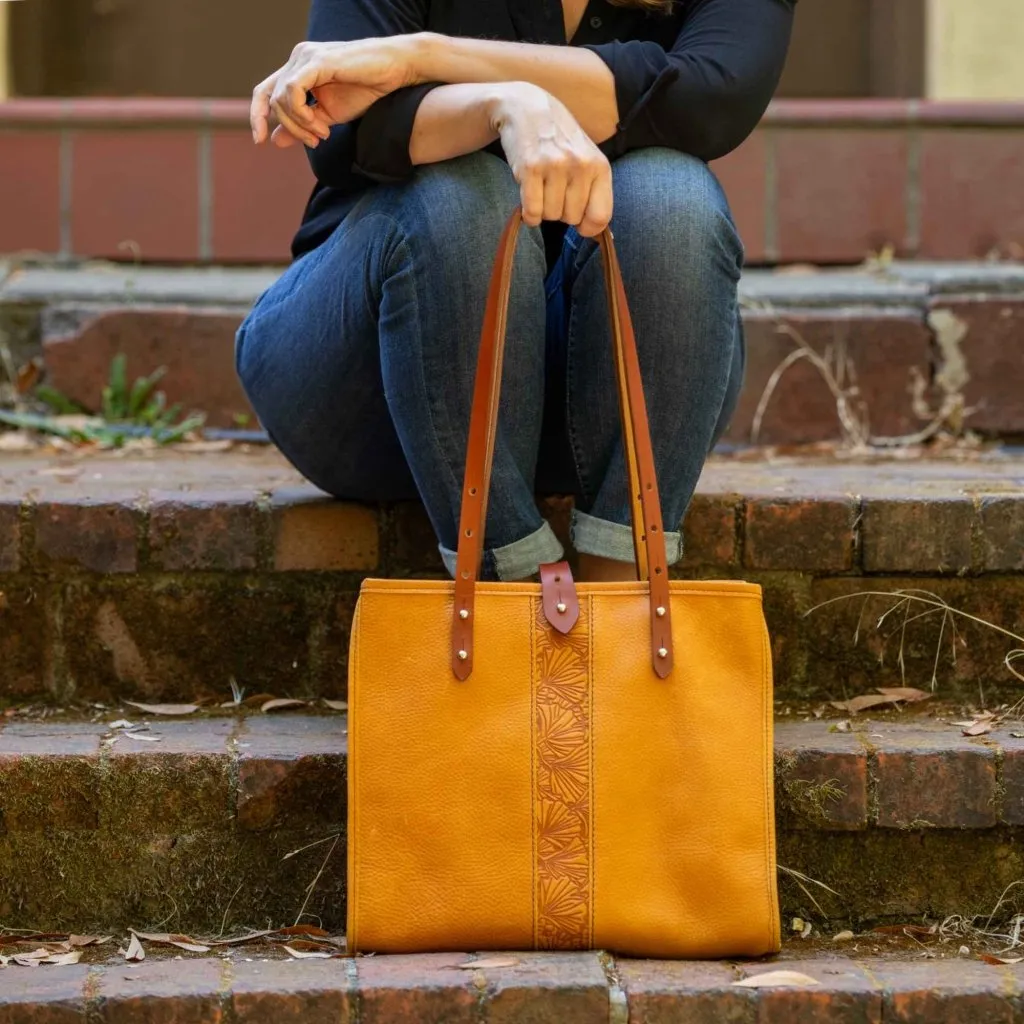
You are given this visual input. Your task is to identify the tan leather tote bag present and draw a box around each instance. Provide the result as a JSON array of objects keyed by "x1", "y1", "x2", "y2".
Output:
[{"x1": 347, "y1": 209, "x2": 780, "y2": 958}]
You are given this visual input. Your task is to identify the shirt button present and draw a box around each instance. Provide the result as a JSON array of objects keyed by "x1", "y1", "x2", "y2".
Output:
[{"x1": 590, "y1": 16, "x2": 603, "y2": 28}]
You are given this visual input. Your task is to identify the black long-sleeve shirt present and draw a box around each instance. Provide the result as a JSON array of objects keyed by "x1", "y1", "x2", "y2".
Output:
[{"x1": 292, "y1": 0, "x2": 795, "y2": 257}]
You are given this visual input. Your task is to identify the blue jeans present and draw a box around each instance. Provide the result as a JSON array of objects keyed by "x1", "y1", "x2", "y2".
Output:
[{"x1": 235, "y1": 148, "x2": 745, "y2": 580}]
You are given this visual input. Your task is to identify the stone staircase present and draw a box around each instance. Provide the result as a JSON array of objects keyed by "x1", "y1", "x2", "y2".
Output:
[{"x1": 3, "y1": 262, "x2": 1024, "y2": 1018}]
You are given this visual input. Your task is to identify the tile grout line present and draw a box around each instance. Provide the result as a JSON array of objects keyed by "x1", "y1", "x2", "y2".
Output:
[
  {"x1": 763, "y1": 128, "x2": 778, "y2": 263},
  {"x1": 198, "y1": 120, "x2": 213, "y2": 261},
  {"x1": 58, "y1": 99, "x2": 74, "y2": 260},
  {"x1": 905, "y1": 102, "x2": 922, "y2": 255}
]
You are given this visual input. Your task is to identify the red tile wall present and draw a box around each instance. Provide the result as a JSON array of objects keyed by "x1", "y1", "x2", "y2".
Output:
[
  {"x1": 211, "y1": 131, "x2": 313, "y2": 262},
  {"x1": 0, "y1": 131, "x2": 62, "y2": 255},
  {"x1": 1, "y1": 99, "x2": 1023, "y2": 265},
  {"x1": 773, "y1": 129, "x2": 909, "y2": 262},
  {"x1": 71, "y1": 130, "x2": 200, "y2": 261},
  {"x1": 919, "y1": 129, "x2": 1024, "y2": 259}
]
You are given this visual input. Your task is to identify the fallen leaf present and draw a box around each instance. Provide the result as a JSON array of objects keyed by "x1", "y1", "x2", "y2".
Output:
[
  {"x1": 175, "y1": 440, "x2": 234, "y2": 454},
  {"x1": 963, "y1": 721, "x2": 993, "y2": 737},
  {"x1": 208, "y1": 930, "x2": 275, "y2": 947},
  {"x1": 124, "y1": 702, "x2": 199, "y2": 716},
  {"x1": 0, "y1": 433, "x2": 35, "y2": 453},
  {"x1": 831, "y1": 694, "x2": 901, "y2": 714},
  {"x1": 281, "y1": 945, "x2": 333, "y2": 960},
  {"x1": 733, "y1": 970, "x2": 820, "y2": 988},
  {"x1": 873, "y1": 924, "x2": 936, "y2": 937},
  {"x1": 261, "y1": 699, "x2": 308, "y2": 713},
  {"x1": 980, "y1": 954, "x2": 1024, "y2": 965},
  {"x1": 457, "y1": 957, "x2": 520, "y2": 970},
  {"x1": 69, "y1": 935, "x2": 111, "y2": 947},
  {"x1": 876, "y1": 687, "x2": 932, "y2": 703},
  {"x1": 40, "y1": 951, "x2": 82, "y2": 966},
  {"x1": 278, "y1": 939, "x2": 334, "y2": 953},
  {"x1": 323, "y1": 700, "x2": 348, "y2": 712},
  {"x1": 108, "y1": 720, "x2": 135, "y2": 730},
  {"x1": 833, "y1": 930, "x2": 855, "y2": 942},
  {"x1": 131, "y1": 931, "x2": 211, "y2": 954},
  {"x1": 121, "y1": 733, "x2": 161, "y2": 742},
  {"x1": 241, "y1": 693, "x2": 279, "y2": 708},
  {"x1": 273, "y1": 925, "x2": 330, "y2": 938},
  {"x1": 122, "y1": 934, "x2": 145, "y2": 962}
]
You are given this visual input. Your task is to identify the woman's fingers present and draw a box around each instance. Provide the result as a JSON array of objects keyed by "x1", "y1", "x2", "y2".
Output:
[
  {"x1": 250, "y1": 73, "x2": 278, "y2": 143},
  {"x1": 270, "y1": 97, "x2": 321, "y2": 149},
  {"x1": 518, "y1": 161, "x2": 546, "y2": 228},
  {"x1": 577, "y1": 167, "x2": 614, "y2": 238}
]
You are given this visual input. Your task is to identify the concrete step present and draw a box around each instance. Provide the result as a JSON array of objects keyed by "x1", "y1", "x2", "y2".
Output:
[
  {"x1": 1, "y1": 946, "x2": 1020, "y2": 1023},
  {"x1": 1, "y1": 447, "x2": 1023, "y2": 705},
  {"x1": 0, "y1": 713, "x2": 1020, "y2": 934},
  {"x1": 2, "y1": 260, "x2": 1024, "y2": 438}
]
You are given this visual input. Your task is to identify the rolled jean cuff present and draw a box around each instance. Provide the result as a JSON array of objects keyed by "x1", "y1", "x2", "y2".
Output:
[
  {"x1": 440, "y1": 520, "x2": 565, "y2": 582},
  {"x1": 571, "y1": 510, "x2": 683, "y2": 566}
]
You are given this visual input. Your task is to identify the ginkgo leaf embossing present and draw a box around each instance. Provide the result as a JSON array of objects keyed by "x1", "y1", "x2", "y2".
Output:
[{"x1": 532, "y1": 596, "x2": 592, "y2": 950}]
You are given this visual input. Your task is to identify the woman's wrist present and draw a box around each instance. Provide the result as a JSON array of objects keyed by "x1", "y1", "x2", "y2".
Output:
[{"x1": 404, "y1": 32, "x2": 448, "y2": 86}]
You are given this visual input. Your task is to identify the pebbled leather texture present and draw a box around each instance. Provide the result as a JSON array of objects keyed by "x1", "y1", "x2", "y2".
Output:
[
  {"x1": 348, "y1": 577, "x2": 780, "y2": 959},
  {"x1": 539, "y1": 560, "x2": 579, "y2": 635}
]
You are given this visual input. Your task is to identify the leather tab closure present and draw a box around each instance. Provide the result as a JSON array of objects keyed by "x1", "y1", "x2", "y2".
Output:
[{"x1": 540, "y1": 561, "x2": 579, "y2": 635}]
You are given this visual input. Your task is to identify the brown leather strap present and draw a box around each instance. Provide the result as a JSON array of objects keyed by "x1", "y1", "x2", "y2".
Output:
[
  {"x1": 540, "y1": 561, "x2": 580, "y2": 635},
  {"x1": 452, "y1": 209, "x2": 675, "y2": 680}
]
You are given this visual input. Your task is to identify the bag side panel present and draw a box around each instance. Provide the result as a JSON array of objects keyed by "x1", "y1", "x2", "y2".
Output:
[
  {"x1": 349, "y1": 587, "x2": 535, "y2": 953},
  {"x1": 590, "y1": 588, "x2": 778, "y2": 958}
]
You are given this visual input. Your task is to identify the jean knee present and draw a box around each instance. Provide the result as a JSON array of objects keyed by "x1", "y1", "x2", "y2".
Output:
[
  {"x1": 610, "y1": 148, "x2": 744, "y2": 283},
  {"x1": 398, "y1": 152, "x2": 544, "y2": 265}
]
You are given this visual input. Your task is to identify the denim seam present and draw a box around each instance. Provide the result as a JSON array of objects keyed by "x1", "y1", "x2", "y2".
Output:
[{"x1": 364, "y1": 211, "x2": 467, "y2": 544}]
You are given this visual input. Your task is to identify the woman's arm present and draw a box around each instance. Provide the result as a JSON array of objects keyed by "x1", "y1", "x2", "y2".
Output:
[
  {"x1": 259, "y1": 0, "x2": 794, "y2": 166},
  {"x1": 408, "y1": 81, "x2": 613, "y2": 235},
  {"x1": 251, "y1": 0, "x2": 434, "y2": 187}
]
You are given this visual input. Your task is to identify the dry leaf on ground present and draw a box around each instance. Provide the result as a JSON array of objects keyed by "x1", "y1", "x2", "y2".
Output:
[
  {"x1": 125, "y1": 702, "x2": 199, "y2": 716},
  {"x1": 40, "y1": 951, "x2": 82, "y2": 966},
  {"x1": 980, "y1": 954, "x2": 1024, "y2": 965},
  {"x1": 457, "y1": 957, "x2": 520, "y2": 969},
  {"x1": 872, "y1": 924, "x2": 936, "y2": 937},
  {"x1": 273, "y1": 925, "x2": 330, "y2": 938},
  {"x1": 281, "y1": 945, "x2": 333, "y2": 960},
  {"x1": 208, "y1": 930, "x2": 275, "y2": 947},
  {"x1": 175, "y1": 440, "x2": 234, "y2": 454},
  {"x1": 733, "y1": 970, "x2": 820, "y2": 988},
  {"x1": 121, "y1": 733, "x2": 162, "y2": 742},
  {"x1": 69, "y1": 935, "x2": 111, "y2": 947},
  {"x1": 831, "y1": 693, "x2": 906, "y2": 714},
  {"x1": 832, "y1": 930, "x2": 855, "y2": 942},
  {"x1": 323, "y1": 700, "x2": 348, "y2": 712},
  {"x1": 131, "y1": 931, "x2": 210, "y2": 954},
  {"x1": 875, "y1": 687, "x2": 932, "y2": 703},
  {"x1": 122, "y1": 934, "x2": 145, "y2": 962},
  {"x1": 279, "y1": 939, "x2": 334, "y2": 953},
  {"x1": 962, "y1": 721, "x2": 993, "y2": 736},
  {"x1": 261, "y1": 699, "x2": 308, "y2": 713}
]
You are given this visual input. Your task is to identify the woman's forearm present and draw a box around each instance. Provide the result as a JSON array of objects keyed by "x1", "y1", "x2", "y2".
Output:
[
  {"x1": 408, "y1": 84, "x2": 500, "y2": 166},
  {"x1": 410, "y1": 34, "x2": 619, "y2": 144}
]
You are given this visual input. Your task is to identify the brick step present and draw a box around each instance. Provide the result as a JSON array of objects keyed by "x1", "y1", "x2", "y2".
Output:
[
  {"x1": 0, "y1": 714, "x2": 1019, "y2": 934},
  {"x1": 1, "y1": 447, "x2": 1023, "y2": 705},
  {"x1": 2, "y1": 260, "x2": 1024, "y2": 438},
  {"x1": 0, "y1": 949, "x2": 1020, "y2": 1023}
]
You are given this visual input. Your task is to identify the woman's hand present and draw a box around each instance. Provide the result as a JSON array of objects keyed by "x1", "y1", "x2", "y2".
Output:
[
  {"x1": 486, "y1": 82, "x2": 612, "y2": 238},
  {"x1": 251, "y1": 37, "x2": 423, "y2": 149}
]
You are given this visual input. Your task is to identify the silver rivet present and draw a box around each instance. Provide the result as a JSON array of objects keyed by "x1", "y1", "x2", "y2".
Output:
[
  {"x1": 657, "y1": 647, "x2": 668, "y2": 659},
  {"x1": 457, "y1": 649, "x2": 468, "y2": 661},
  {"x1": 656, "y1": 606, "x2": 666, "y2": 618},
  {"x1": 459, "y1": 609, "x2": 469, "y2": 620},
  {"x1": 556, "y1": 602, "x2": 567, "y2": 614}
]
